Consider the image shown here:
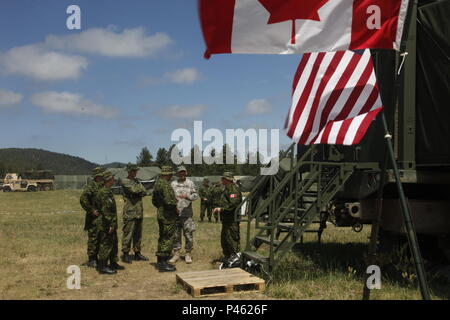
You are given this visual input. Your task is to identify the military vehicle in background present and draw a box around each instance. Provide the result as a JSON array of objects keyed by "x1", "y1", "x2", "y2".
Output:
[{"x1": 2, "y1": 171, "x2": 55, "y2": 192}]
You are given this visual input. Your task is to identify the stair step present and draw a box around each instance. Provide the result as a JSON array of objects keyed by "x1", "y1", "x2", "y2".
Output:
[
  {"x1": 277, "y1": 223, "x2": 294, "y2": 231},
  {"x1": 255, "y1": 236, "x2": 281, "y2": 247},
  {"x1": 242, "y1": 251, "x2": 269, "y2": 264}
]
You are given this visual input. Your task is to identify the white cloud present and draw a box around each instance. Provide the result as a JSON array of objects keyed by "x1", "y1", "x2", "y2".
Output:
[
  {"x1": 0, "y1": 89, "x2": 23, "y2": 106},
  {"x1": 31, "y1": 91, "x2": 118, "y2": 118},
  {"x1": 245, "y1": 99, "x2": 272, "y2": 115},
  {"x1": 164, "y1": 68, "x2": 202, "y2": 84},
  {"x1": 45, "y1": 27, "x2": 173, "y2": 57},
  {"x1": 156, "y1": 104, "x2": 207, "y2": 119},
  {"x1": 0, "y1": 45, "x2": 88, "y2": 81}
]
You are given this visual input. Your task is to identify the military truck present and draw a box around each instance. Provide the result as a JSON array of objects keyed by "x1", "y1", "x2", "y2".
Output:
[
  {"x1": 238, "y1": 0, "x2": 450, "y2": 273},
  {"x1": 2, "y1": 171, "x2": 55, "y2": 192}
]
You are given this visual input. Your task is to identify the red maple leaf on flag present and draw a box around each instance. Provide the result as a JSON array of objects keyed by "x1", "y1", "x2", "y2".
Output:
[{"x1": 258, "y1": 0, "x2": 329, "y2": 44}]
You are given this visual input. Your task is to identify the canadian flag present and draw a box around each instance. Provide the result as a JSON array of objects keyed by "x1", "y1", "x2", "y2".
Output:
[{"x1": 199, "y1": 0, "x2": 409, "y2": 57}]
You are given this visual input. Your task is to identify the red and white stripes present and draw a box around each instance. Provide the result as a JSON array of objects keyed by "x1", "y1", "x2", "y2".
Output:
[{"x1": 285, "y1": 49, "x2": 383, "y2": 146}]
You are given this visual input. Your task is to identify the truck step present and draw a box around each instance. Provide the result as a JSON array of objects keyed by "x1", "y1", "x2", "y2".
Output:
[
  {"x1": 242, "y1": 251, "x2": 269, "y2": 265},
  {"x1": 254, "y1": 236, "x2": 281, "y2": 247}
]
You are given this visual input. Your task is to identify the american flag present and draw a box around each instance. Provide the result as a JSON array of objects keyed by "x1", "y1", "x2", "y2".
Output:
[{"x1": 285, "y1": 49, "x2": 383, "y2": 145}]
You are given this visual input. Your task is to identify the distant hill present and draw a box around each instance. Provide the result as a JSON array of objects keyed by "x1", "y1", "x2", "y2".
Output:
[
  {"x1": 0, "y1": 148, "x2": 99, "y2": 175},
  {"x1": 103, "y1": 162, "x2": 127, "y2": 169}
]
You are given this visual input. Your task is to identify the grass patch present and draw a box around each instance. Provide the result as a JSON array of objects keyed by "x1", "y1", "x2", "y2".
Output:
[{"x1": 0, "y1": 190, "x2": 448, "y2": 300}]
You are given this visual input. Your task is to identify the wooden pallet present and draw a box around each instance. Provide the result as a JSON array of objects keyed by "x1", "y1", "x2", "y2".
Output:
[{"x1": 176, "y1": 268, "x2": 265, "y2": 297}]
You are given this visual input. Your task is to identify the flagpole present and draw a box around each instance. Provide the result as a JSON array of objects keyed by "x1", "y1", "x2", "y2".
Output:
[{"x1": 374, "y1": 0, "x2": 430, "y2": 300}]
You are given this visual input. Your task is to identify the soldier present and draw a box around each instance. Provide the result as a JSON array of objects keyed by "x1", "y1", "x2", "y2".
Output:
[
  {"x1": 169, "y1": 166, "x2": 199, "y2": 264},
  {"x1": 151, "y1": 166, "x2": 178, "y2": 272},
  {"x1": 198, "y1": 178, "x2": 212, "y2": 222},
  {"x1": 96, "y1": 171, "x2": 125, "y2": 274},
  {"x1": 213, "y1": 172, "x2": 243, "y2": 262},
  {"x1": 79, "y1": 166, "x2": 105, "y2": 268},
  {"x1": 211, "y1": 182, "x2": 225, "y2": 223},
  {"x1": 120, "y1": 163, "x2": 149, "y2": 264}
]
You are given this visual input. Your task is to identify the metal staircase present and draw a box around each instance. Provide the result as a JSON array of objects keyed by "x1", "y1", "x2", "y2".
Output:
[{"x1": 236, "y1": 144, "x2": 374, "y2": 272}]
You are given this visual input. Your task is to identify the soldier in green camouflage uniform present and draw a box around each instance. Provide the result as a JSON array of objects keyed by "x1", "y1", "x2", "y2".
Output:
[
  {"x1": 151, "y1": 166, "x2": 178, "y2": 272},
  {"x1": 213, "y1": 172, "x2": 243, "y2": 260},
  {"x1": 198, "y1": 179, "x2": 212, "y2": 222},
  {"x1": 211, "y1": 182, "x2": 225, "y2": 223},
  {"x1": 95, "y1": 171, "x2": 125, "y2": 274},
  {"x1": 79, "y1": 167, "x2": 105, "y2": 268},
  {"x1": 120, "y1": 163, "x2": 149, "y2": 264}
]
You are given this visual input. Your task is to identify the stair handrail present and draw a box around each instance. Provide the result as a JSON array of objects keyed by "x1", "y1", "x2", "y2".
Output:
[
  {"x1": 234, "y1": 142, "x2": 298, "y2": 221},
  {"x1": 248, "y1": 146, "x2": 318, "y2": 221}
]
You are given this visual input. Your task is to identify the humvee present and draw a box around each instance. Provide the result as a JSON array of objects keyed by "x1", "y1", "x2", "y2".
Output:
[{"x1": 2, "y1": 172, "x2": 55, "y2": 192}]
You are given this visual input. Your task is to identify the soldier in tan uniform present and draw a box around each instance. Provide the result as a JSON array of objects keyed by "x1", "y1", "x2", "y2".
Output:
[{"x1": 169, "y1": 166, "x2": 198, "y2": 264}]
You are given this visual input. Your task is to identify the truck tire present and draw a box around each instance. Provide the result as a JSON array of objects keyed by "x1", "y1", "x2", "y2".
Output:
[
  {"x1": 3, "y1": 187, "x2": 11, "y2": 192},
  {"x1": 27, "y1": 186, "x2": 37, "y2": 192}
]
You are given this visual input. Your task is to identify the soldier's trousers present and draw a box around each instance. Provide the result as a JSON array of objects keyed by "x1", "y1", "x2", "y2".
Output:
[
  {"x1": 156, "y1": 208, "x2": 177, "y2": 258},
  {"x1": 173, "y1": 216, "x2": 195, "y2": 253},
  {"x1": 221, "y1": 221, "x2": 240, "y2": 258},
  {"x1": 98, "y1": 229, "x2": 119, "y2": 263},
  {"x1": 200, "y1": 202, "x2": 212, "y2": 221},
  {"x1": 86, "y1": 220, "x2": 101, "y2": 259},
  {"x1": 122, "y1": 218, "x2": 143, "y2": 253}
]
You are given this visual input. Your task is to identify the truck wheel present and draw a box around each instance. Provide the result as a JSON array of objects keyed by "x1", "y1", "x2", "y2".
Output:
[
  {"x1": 3, "y1": 187, "x2": 11, "y2": 192},
  {"x1": 27, "y1": 186, "x2": 37, "y2": 192}
]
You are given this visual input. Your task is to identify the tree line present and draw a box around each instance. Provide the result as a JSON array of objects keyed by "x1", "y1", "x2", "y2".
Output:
[{"x1": 136, "y1": 144, "x2": 270, "y2": 176}]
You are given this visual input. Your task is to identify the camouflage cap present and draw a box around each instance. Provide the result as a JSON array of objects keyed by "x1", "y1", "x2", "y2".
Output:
[
  {"x1": 126, "y1": 162, "x2": 139, "y2": 172},
  {"x1": 92, "y1": 166, "x2": 106, "y2": 178},
  {"x1": 177, "y1": 166, "x2": 187, "y2": 173},
  {"x1": 102, "y1": 171, "x2": 115, "y2": 181},
  {"x1": 222, "y1": 172, "x2": 234, "y2": 181},
  {"x1": 160, "y1": 166, "x2": 175, "y2": 175}
]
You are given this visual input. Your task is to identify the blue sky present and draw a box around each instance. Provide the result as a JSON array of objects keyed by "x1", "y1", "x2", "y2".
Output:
[{"x1": 0, "y1": 0, "x2": 299, "y2": 164}]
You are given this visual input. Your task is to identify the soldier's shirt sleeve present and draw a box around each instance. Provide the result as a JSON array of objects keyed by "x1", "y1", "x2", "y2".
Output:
[
  {"x1": 199, "y1": 186, "x2": 205, "y2": 198},
  {"x1": 101, "y1": 190, "x2": 118, "y2": 229},
  {"x1": 79, "y1": 184, "x2": 94, "y2": 213},
  {"x1": 122, "y1": 179, "x2": 146, "y2": 197},
  {"x1": 163, "y1": 181, "x2": 178, "y2": 207},
  {"x1": 221, "y1": 187, "x2": 243, "y2": 212}
]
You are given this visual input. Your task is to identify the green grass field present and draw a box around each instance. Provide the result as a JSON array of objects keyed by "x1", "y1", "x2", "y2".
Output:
[{"x1": 0, "y1": 190, "x2": 448, "y2": 300}]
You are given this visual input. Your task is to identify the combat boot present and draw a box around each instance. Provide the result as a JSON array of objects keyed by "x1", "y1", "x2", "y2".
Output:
[
  {"x1": 86, "y1": 257, "x2": 97, "y2": 268},
  {"x1": 157, "y1": 257, "x2": 176, "y2": 272},
  {"x1": 134, "y1": 252, "x2": 149, "y2": 261},
  {"x1": 109, "y1": 261, "x2": 125, "y2": 270},
  {"x1": 185, "y1": 253, "x2": 193, "y2": 264},
  {"x1": 98, "y1": 260, "x2": 117, "y2": 275},
  {"x1": 168, "y1": 250, "x2": 181, "y2": 264},
  {"x1": 121, "y1": 252, "x2": 133, "y2": 264}
]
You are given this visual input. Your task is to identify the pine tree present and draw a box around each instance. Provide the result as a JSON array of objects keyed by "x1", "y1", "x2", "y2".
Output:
[
  {"x1": 155, "y1": 148, "x2": 169, "y2": 167},
  {"x1": 136, "y1": 147, "x2": 153, "y2": 167}
]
